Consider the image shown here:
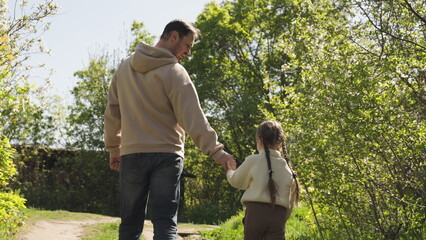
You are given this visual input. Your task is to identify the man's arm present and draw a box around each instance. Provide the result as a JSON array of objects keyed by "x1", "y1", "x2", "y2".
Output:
[{"x1": 104, "y1": 73, "x2": 121, "y2": 168}]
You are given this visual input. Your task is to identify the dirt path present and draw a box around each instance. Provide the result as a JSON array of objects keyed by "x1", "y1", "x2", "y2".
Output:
[
  {"x1": 15, "y1": 217, "x2": 218, "y2": 240},
  {"x1": 15, "y1": 216, "x2": 120, "y2": 240}
]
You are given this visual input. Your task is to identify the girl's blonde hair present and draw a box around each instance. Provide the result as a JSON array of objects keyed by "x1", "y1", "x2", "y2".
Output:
[{"x1": 256, "y1": 120, "x2": 300, "y2": 207}]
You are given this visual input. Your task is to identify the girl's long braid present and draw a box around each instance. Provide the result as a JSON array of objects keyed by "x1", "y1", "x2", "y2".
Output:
[
  {"x1": 264, "y1": 140, "x2": 278, "y2": 206},
  {"x1": 258, "y1": 121, "x2": 282, "y2": 207},
  {"x1": 282, "y1": 140, "x2": 300, "y2": 206}
]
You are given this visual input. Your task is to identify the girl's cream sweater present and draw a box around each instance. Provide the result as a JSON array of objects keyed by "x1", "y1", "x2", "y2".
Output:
[{"x1": 227, "y1": 149, "x2": 295, "y2": 208}]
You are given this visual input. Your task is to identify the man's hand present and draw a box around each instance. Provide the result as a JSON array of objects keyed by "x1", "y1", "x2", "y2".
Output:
[
  {"x1": 216, "y1": 153, "x2": 236, "y2": 172},
  {"x1": 110, "y1": 157, "x2": 121, "y2": 171}
]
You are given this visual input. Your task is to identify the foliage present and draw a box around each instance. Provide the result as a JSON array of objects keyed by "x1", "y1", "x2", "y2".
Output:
[
  {"x1": 0, "y1": 134, "x2": 26, "y2": 239},
  {"x1": 127, "y1": 21, "x2": 156, "y2": 54},
  {"x1": 0, "y1": 136, "x2": 16, "y2": 188},
  {"x1": 183, "y1": 0, "x2": 297, "y2": 221},
  {"x1": 12, "y1": 147, "x2": 119, "y2": 216},
  {"x1": 0, "y1": 191, "x2": 26, "y2": 238},
  {"x1": 0, "y1": 0, "x2": 59, "y2": 146},
  {"x1": 187, "y1": 0, "x2": 291, "y2": 159},
  {"x1": 187, "y1": 0, "x2": 426, "y2": 238},
  {"x1": 0, "y1": 1, "x2": 57, "y2": 238},
  {"x1": 279, "y1": 0, "x2": 426, "y2": 238},
  {"x1": 67, "y1": 54, "x2": 116, "y2": 150},
  {"x1": 0, "y1": 136, "x2": 26, "y2": 238},
  {"x1": 178, "y1": 137, "x2": 242, "y2": 224}
]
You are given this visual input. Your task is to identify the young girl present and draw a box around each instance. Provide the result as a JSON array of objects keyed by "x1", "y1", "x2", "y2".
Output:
[{"x1": 227, "y1": 120, "x2": 300, "y2": 240}]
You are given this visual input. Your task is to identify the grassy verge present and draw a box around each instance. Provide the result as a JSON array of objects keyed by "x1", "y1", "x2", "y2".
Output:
[
  {"x1": 21, "y1": 208, "x2": 109, "y2": 222},
  {"x1": 82, "y1": 221, "x2": 120, "y2": 240}
]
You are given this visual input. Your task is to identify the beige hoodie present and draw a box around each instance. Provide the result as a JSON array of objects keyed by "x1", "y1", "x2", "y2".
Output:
[{"x1": 104, "y1": 42, "x2": 225, "y2": 161}]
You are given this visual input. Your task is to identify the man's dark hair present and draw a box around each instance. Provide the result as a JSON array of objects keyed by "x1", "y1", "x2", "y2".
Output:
[{"x1": 160, "y1": 19, "x2": 201, "y2": 40}]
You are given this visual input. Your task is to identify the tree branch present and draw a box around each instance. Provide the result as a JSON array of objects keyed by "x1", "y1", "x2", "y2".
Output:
[
  {"x1": 357, "y1": 3, "x2": 426, "y2": 53},
  {"x1": 403, "y1": 0, "x2": 426, "y2": 25}
]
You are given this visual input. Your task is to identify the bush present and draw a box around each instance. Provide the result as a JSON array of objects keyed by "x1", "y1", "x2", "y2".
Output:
[
  {"x1": 12, "y1": 146, "x2": 120, "y2": 216},
  {"x1": 0, "y1": 137, "x2": 27, "y2": 238},
  {"x1": 0, "y1": 137, "x2": 16, "y2": 187},
  {"x1": 0, "y1": 192, "x2": 26, "y2": 238}
]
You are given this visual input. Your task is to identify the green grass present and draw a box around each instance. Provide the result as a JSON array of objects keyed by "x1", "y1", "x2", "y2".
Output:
[
  {"x1": 21, "y1": 208, "x2": 107, "y2": 222},
  {"x1": 286, "y1": 204, "x2": 321, "y2": 240},
  {"x1": 200, "y1": 211, "x2": 245, "y2": 239},
  {"x1": 82, "y1": 221, "x2": 120, "y2": 240}
]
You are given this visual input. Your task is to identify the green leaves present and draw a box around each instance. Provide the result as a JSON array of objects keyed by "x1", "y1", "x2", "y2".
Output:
[
  {"x1": 1, "y1": 0, "x2": 59, "y2": 146},
  {"x1": 184, "y1": 0, "x2": 426, "y2": 238},
  {"x1": 0, "y1": 137, "x2": 16, "y2": 188},
  {"x1": 0, "y1": 191, "x2": 26, "y2": 238},
  {"x1": 128, "y1": 21, "x2": 156, "y2": 54},
  {"x1": 67, "y1": 54, "x2": 115, "y2": 150}
]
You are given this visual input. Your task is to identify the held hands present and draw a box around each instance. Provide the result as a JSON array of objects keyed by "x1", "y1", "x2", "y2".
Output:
[
  {"x1": 216, "y1": 152, "x2": 236, "y2": 172},
  {"x1": 110, "y1": 157, "x2": 121, "y2": 171},
  {"x1": 227, "y1": 158, "x2": 236, "y2": 171}
]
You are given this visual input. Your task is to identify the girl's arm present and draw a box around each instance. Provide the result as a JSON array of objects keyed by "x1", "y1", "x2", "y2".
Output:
[{"x1": 226, "y1": 157, "x2": 253, "y2": 190}]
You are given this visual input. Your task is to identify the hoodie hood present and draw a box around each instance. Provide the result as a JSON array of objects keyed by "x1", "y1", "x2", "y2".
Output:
[{"x1": 130, "y1": 42, "x2": 178, "y2": 74}]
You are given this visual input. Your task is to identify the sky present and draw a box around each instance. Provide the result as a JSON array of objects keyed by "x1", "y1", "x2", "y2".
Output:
[{"x1": 8, "y1": 0, "x2": 222, "y2": 103}]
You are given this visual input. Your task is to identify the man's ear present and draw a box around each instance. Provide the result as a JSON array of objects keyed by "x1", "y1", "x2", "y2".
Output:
[{"x1": 170, "y1": 31, "x2": 179, "y2": 42}]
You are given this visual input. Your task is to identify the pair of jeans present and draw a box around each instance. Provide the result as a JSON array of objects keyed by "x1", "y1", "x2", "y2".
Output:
[{"x1": 119, "y1": 153, "x2": 183, "y2": 240}]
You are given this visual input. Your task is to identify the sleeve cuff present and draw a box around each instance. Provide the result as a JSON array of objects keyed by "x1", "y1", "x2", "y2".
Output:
[
  {"x1": 212, "y1": 149, "x2": 226, "y2": 162},
  {"x1": 226, "y1": 169, "x2": 235, "y2": 180},
  {"x1": 109, "y1": 148, "x2": 120, "y2": 158}
]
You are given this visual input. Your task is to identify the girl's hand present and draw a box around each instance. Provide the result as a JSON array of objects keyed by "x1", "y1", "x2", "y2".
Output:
[{"x1": 227, "y1": 158, "x2": 237, "y2": 170}]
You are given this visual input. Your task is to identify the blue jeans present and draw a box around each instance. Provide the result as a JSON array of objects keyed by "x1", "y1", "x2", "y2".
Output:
[{"x1": 119, "y1": 153, "x2": 183, "y2": 240}]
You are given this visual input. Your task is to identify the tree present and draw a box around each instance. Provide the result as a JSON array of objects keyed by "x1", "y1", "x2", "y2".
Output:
[
  {"x1": 127, "y1": 21, "x2": 156, "y2": 54},
  {"x1": 187, "y1": 0, "x2": 298, "y2": 160},
  {"x1": 282, "y1": 1, "x2": 425, "y2": 238},
  {"x1": 67, "y1": 53, "x2": 115, "y2": 150},
  {"x1": 0, "y1": 0, "x2": 58, "y2": 237},
  {"x1": 186, "y1": 0, "x2": 425, "y2": 238},
  {"x1": 184, "y1": 0, "x2": 306, "y2": 223},
  {"x1": 0, "y1": 0, "x2": 59, "y2": 146}
]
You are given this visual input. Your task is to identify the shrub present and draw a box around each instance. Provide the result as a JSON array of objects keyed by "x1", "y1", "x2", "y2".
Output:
[
  {"x1": 0, "y1": 137, "x2": 27, "y2": 238},
  {"x1": 12, "y1": 146, "x2": 119, "y2": 216},
  {"x1": 0, "y1": 192, "x2": 26, "y2": 238},
  {"x1": 0, "y1": 137, "x2": 16, "y2": 187}
]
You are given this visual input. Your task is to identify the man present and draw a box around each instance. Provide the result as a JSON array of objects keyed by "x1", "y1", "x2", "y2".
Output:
[{"x1": 104, "y1": 19, "x2": 235, "y2": 240}]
